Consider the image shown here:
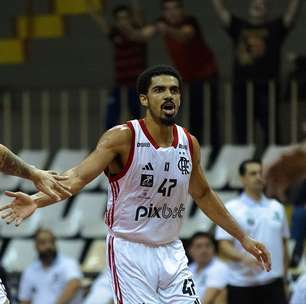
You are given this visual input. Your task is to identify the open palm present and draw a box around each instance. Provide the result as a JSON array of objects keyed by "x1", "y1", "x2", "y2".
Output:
[{"x1": 0, "y1": 191, "x2": 38, "y2": 226}]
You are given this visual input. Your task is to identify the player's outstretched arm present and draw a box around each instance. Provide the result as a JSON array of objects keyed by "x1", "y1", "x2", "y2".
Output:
[
  {"x1": 0, "y1": 125, "x2": 132, "y2": 225},
  {"x1": 0, "y1": 144, "x2": 71, "y2": 199},
  {"x1": 188, "y1": 135, "x2": 271, "y2": 272}
]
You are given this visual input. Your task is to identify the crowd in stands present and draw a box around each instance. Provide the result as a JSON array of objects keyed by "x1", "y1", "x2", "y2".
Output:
[{"x1": 87, "y1": 0, "x2": 305, "y2": 150}]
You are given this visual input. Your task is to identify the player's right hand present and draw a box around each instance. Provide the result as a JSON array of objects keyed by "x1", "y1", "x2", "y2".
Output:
[{"x1": 0, "y1": 191, "x2": 38, "y2": 226}]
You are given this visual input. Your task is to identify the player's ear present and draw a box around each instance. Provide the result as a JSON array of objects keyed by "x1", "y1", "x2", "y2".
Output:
[{"x1": 139, "y1": 94, "x2": 148, "y2": 107}]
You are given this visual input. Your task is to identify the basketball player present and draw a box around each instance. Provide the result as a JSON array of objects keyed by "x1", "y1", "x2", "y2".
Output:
[
  {"x1": 0, "y1": 145, "x2": 71, "y2": 304},
  {"x1": 0, "y1": 65, "x2": 271, "y2": 303}
]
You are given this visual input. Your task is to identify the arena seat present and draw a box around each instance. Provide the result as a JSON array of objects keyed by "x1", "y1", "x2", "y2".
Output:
[
  {"x1": 100, "y1": 173, "x2": 109, "y2": 192},
  {"x1": 0, "y1": 174, "x2": 21, "y2": 192},
  {"x1": 0, "y1": 212, "x2": 41, "y2": 238},
  {"x1": 41, "y1": 203, "x2": 82, "y2": 238},
  {"x1": 2, "y1": 239, "x2": 85, "y2": 272},
  {"x1": 0, "y1": 38, "x2": 24, "y2": 64},
  {"x1": 82, "y1": 239, "x2": 107, "y2": 273},
  {"x1": 179, "y1": 195, "x2": 212, "y2": 239},
  {"x1": 57, "y1": 239, "x2": 85, "y2": 261},
  {"x1": 37, "y1": 199, "x2": 69, "y2": 230},
  {"x1": 19, "y1": 149, "x2": 50, "y2": 192},
  {"x1": 50, "y1": 149, "x2": 87, "y2": 171},
  {"x1": 2, "y1": 239, "x2": 36, "y2": 272},
  {"x1": 206, "y1": 145, "x2": 255, "y2": 189},
  {"x1": 50, "y1": 149, "x2": 102, "y2": 190},
  {"x1": 71, "y1": 192, "x2": 108, "y2": 238},
  {"x1": 200, "y1": 146, "x2": 212, "y2": 169},
  {"x1": 262, "y1": 145, "x2": 291, "y2": 166}
]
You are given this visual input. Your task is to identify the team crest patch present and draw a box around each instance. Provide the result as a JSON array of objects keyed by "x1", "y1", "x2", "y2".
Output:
[
  {"x1": 178, "y1": 152, "x2": 190, "y2": 175},
  {"x1": 140, "y1": 174, "x2": 154, "y2": 187}
]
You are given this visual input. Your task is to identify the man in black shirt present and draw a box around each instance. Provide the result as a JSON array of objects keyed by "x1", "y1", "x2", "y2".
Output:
[{"x1": 212, "y1": 0, "x2": 301, "y2": 146}]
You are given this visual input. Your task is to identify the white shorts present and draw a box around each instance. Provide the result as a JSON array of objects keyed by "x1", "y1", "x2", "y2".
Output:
[
  {"x1": 0, "y1": 279, "x2": 9, "y2": 304},
  {"x1": 107, "y1": 235, "x2": 201, "y2": 304}
]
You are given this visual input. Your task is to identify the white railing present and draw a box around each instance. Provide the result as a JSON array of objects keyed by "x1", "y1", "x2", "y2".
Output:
[{"x1": 0, "y1": 81, "x2": 303, "y2": 150}]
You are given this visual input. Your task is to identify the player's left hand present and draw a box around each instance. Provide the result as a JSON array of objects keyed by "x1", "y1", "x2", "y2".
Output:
[
  {"x1": 240, "y1": 235, "x2": 271, "y2": 272},
  {"x1": 30, "y1": 169, "x2": 72, "y2": 200}
]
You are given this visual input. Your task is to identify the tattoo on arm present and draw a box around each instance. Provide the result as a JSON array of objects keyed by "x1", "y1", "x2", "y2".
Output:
[{"x1": 0, "y1": 146, "x2": 33, "y2": 179}]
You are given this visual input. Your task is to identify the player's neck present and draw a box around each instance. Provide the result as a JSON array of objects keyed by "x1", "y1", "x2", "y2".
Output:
[{"x1": 143, "y1": 116, "x2": 174, "y2": 147}]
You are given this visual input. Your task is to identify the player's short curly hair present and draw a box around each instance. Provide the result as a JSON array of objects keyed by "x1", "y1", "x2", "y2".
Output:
[{"x1": 136, "y1": 65, "x2": 183, "y2": 96}]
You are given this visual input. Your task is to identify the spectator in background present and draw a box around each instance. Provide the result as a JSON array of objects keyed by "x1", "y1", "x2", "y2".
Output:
[
  {"x1": 216, "y1": 159, "x2": 289, "y2": 304},
  {"x1": 83, "y1": 270, "x2": 113, "y2": 304},
  {"x1": 188, "y1": 232, "x2": 228, "y2": 304},
  {"x1": 86, "y1": 1, "x2": 147, "y2": 129},
  {"x1": 212, "y1": 0, "x2": 301, "y2": 147},
  {"x1": 290, "y1": 272, "x2": 306, "y2": 304},
  {"x1": 136, "y1": 0, "x2": 220, "y2": 147},
  {"x1": 18, "y1": 228, "x2": 83, "y2": 304}
]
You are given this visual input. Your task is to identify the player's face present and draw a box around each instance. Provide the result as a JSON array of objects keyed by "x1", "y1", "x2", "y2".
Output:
[
  {"x1": 162, "y1": 1, "x2": 184, "y2": 24},
  {"x1": 249, "y1": 0, "x2": 268, "y2": 20},
  {"x1": 35, "y1": 231, "x2": 57, "y2": 262},
  {"x1": 141, "y1": 75, "x2": 181, "y2": 126},
  {"x1": 241, "y1": 163, "x2": 265, "y2": 192},
  {"x1": 189, "y1": 237, "x2": 215, "y2": 266}
]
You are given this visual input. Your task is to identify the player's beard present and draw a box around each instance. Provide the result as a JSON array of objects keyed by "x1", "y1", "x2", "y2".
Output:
[{"x1": 147, "y1": 104, "x2": 176, "y2": 126}]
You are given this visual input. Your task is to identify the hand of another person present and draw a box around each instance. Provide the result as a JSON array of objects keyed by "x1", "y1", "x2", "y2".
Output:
[
  {"x1": 30, "y1": 169, "x2": 72, "y2": 200},
  {"x1": 0, "y1": 191, "x2": 38, "y2": 226}
]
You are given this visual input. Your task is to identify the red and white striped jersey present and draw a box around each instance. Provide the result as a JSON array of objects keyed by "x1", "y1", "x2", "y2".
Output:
[{"x1": 105, "y1": 119, "x2": 193, "y2": 245}]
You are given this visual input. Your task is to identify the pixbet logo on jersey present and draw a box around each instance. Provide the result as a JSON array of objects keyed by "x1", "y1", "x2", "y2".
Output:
[{"x1": 135, "y1": 203, "x2": 185, "y2": 221}]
